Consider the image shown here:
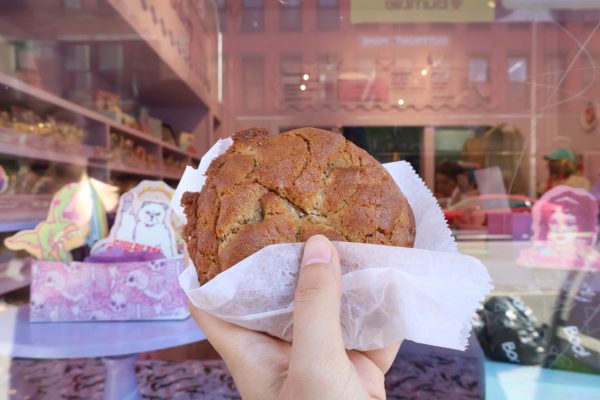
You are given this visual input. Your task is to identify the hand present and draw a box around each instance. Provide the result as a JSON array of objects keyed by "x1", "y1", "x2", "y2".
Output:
[{"x1": 190, "y1": 235, "x2": 401, "y2": 400}]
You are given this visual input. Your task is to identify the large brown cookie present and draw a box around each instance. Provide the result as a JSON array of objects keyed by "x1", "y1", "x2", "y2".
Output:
[{"x1": 182, "y1": 127, "x2": 415, "y2": 283}]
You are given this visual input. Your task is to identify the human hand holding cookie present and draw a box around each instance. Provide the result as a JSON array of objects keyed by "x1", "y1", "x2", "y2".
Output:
[{"x1": 191, "y1": 235, "x2": 399, "y2": 400}]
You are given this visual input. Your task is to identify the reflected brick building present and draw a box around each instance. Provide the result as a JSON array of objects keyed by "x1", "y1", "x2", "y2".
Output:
[{"x1": 219, "y1": 0, "x2": 600, "y2": 192}]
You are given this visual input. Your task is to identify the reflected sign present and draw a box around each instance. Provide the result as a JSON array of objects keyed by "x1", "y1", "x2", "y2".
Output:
[
  {"x1": 504, "y1": 0, "x2": 600, "y2": 9},
  {"x1": 351, "y1": 0, "x2": 495, "y2": 23}
]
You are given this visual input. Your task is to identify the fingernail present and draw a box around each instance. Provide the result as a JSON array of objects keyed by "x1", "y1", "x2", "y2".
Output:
[{"x1": 302, "y1": 235, "x2": 332, "y2": 267}]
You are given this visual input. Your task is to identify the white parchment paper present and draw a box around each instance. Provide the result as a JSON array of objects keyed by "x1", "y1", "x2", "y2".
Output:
[{"x1": 172, "y1": 138, "x2": 492, "y2": 351}]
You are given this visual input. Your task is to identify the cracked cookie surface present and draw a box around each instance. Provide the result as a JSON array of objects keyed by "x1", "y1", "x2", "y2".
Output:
[{"x1": 182, "y1": 127, "x2": 416, "y2": 283}]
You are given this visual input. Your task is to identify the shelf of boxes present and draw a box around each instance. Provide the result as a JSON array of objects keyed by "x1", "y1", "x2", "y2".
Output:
[
  {"x1": 0, "y1": 72, "x2": 197, "y2": 174},
  {"x1": 0, "y1": 220, "x2": 43, "y2": 233},
  {"x1": 0, "y1": 128, "x2": 90, "y2": 166},
  {"x1": 0, "y1": 72, "x2": 199, "y2": 232}
]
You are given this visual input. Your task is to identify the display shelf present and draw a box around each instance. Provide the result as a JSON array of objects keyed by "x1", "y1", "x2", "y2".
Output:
[
  {"x1": 162, "y1": 170, "x2": 184, "y2": 180},
  {"x1": 0, "y1": 220, "x2": 42, "y2": 233},
  {"x1": 0, "y1": 195, "x2": 51, "y2": 233},
  {"x1": 0, "y1": 71, "x2": 202, "y2": 233},
  {"x1": 0, "y1": 71, "x2": 198, "y2": 168},
  {"x1": 108, "y1": 163, "x2": 162, "y2": 178},
  {"x1": 0, "y1": 129, "x2": 88, "y2": 166},
  {"x1": 161, "y1": 141, "x2": 194, "y2": 158},
  {"x1": 0, "y1": 72, "x2": 110, "y2": 126},
  {"x1": 107, "y1": 120, "x2": 162, "y2": 147}
]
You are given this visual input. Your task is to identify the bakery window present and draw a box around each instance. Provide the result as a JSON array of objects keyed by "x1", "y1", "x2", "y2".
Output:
[
  {"x1": 317, "y1": 0, "x2": 340, "y2": 31},
  {"x1": 216, "y1": 0, "x2": 227, "y2": 32},
  {"x1": 280, "y1": 54, "x2": 306, "y2": 103},
  {"x1": 279, "y1": 0, "x2": 302, "y2": 32},
  {"x1": 317, "y1": 53, "x2": 338, "y2": 102},
  {"x1": 63, "y1": 0, "x2": 82, "y2": 10},
  {"x1": 2, "y1": 1, "x2": 600, "y2": 398},
  {"x1": 242, "y1": 0, "x2": 264, "y2": 33},
  {"x1": 468, "y1": 56, "x2": 490, "y2": 83},
  {"x1": 241, "y1": 54, "x2": 265, "y2": 111}
]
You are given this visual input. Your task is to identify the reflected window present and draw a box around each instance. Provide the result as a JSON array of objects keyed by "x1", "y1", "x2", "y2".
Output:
[
  {"x1": 508, "y1": 56, "x2": 527, "y2": 82},
  {"x1": 64, "y1": 44, "x2": 90, "y2": 71},
  {"x1": 241, "y1": 55, "x2": 265, "y2": 111},
  {"x1": 280, "y1": 54, "x2": 304, "y2": 102},
  {"x1": 317, "y1": 0, "x2": 339, "y2": 31},
  {"x1": 507, "y1": 55, "x2": 529, "y2": 107},
  {"x1": 63, "y1": 43, "x2": 92, "y2": 103},
  {"x1": 468, "y1": 57, "x2": 489, "y2": 83},
  {"x1": 280, "y1": 0, "x2": 302, "y2": 32},
  {"x1": 98, "y1": 44, "x2": 123, "y2": 71},
  {"x1": 216, "y1": 0, "x2": 227, "y2": 32},
  {"x1": 391, "y1": 57, "x2": 414, "y2": 91},
  {"x1": 544, "y1": 52, "x2": 567, "y2": 102},
  {"x1": 242, "y1": 0, "x2": 264, "y2": 33},
  {"x1": 63, "y1": 0, "x2": 82, "y2": 10},
  {"x1": 317, "y1": 54, "x2": 338, "y2": 101},
  {"x1": 12, "y1": 41, "x2": 38, "y2": 72}
]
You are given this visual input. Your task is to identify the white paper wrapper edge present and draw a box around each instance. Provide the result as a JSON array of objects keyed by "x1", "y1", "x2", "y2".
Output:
[{"x1": 171, "y1": 137, "x2": 233, "y2": 220}]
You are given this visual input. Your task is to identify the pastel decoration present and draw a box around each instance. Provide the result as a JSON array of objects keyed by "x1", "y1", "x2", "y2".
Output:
[
  {"x1": 92, "y1": 181, "x2": 180, "y2": 258},
  {"x1": 4, "y1": 177, "x2": 118, "y2": 262},
  {"x1": 517, "y1": 185, "x2": 600, "y2": 270},
  {"x1": 5, "y1": 183, "x2": 87, "y2": 261},
  {"x1": 86, "y1": 183, "x2": 108, "y2": 247},
  {"x1": 0, "y1": 164, "x2": 8, "y2": 194}
]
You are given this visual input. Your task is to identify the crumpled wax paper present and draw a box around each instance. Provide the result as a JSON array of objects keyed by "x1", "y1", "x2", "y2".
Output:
[{"x1": 171, "y1": 138, "x2": 492, "y2": 351}]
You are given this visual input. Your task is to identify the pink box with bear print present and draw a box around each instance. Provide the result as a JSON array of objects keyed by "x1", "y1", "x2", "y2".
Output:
[{"x1": 30, "y1": 257, "x2": 189, "y2": 322}]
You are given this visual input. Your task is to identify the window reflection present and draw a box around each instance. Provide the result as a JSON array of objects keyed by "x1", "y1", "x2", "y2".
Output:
[{"x1": 1, "y1": 0, "x2": 600, "y2": 393}]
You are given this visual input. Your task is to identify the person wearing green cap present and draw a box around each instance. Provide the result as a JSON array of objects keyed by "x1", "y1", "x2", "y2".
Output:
[{"x1": 539, "y1": 148, "x2": 590, "y2": 195}]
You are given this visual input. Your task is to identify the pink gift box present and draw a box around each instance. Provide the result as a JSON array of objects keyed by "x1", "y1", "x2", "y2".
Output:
[
  {"x1": 487, "y1": 212, "x2": 533, "y2": 240},
  {"x1": 30, "y1": 257, "x2": 189, "y2": 322}
]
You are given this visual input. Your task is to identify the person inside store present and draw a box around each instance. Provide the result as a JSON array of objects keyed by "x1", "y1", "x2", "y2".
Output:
[
  {"x1": 539, "y1": 148, "x2": 591, "y2": 195},
  {"x1": 481, "y1": 124, "x2": 528, "y2": 196},
  {"x1": 189, "y1": 235, "x2": 399, "y2": 400},
  {"x1": 434, "y1": 161, "x2": 478, "y2": 208}
]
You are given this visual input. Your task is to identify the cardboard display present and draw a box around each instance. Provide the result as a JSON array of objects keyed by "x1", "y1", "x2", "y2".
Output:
[
  {"x1": 4, "y1": 177, "x2": 118, "y2": 262},
  {"x1": 5, "y1": 183, "x2": 91, "y2": 262},
  {"x1": 92, "y1": 180, "x2": 180, "y2": 257},
  {"x1": 17, "y1": 179, "x2": 188, "y2": 322}
]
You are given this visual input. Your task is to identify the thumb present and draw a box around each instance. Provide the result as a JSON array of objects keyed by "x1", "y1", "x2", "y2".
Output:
[{"x1": 291, "y1": 235, "x2": 344, "y2": 362}]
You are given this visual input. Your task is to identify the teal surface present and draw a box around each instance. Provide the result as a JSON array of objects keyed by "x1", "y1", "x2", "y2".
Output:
[{"x1": 485, "y1": 360, "x2": 600, "y2": 400}]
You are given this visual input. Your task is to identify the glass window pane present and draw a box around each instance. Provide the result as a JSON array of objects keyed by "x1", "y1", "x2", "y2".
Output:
[
  {"x1": 280, "y1": 7, "x2": 302, "y2": 32},
  {"x1": 98, "y1": 44, "x2": 123, "y2": 71},
  {"x1": 317, "y1": 8, "x2": 339, "y2": 31},
  {"x1": 242, "y1": 9, "x2": 263, "y2": 32},
  {"x1": 64, "y1": 44, "x2": 90, "y2": 71},
  {"x1": 469, "y1": 57, "x2": 489, "y2": 83},
  {"x1": 3, "y1": 4, "x2": 600, "y2": 396},
  {"x1": 508, "y1": 57, "x2": 527, "y2": 82},
  {"x1": 63, "y1": 0, "x2": 82, "y2": 10},
  {"x1": 318, "y1": 0, "x2": 338, "y2": 6}
]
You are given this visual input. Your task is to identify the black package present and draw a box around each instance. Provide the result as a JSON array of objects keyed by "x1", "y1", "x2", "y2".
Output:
[
  {"x1": 544, "y1": 271, "x2": 600, "y2": 375},
  {"x1": 475, "y1": 296, "x2": 546, "y2": 365}
]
